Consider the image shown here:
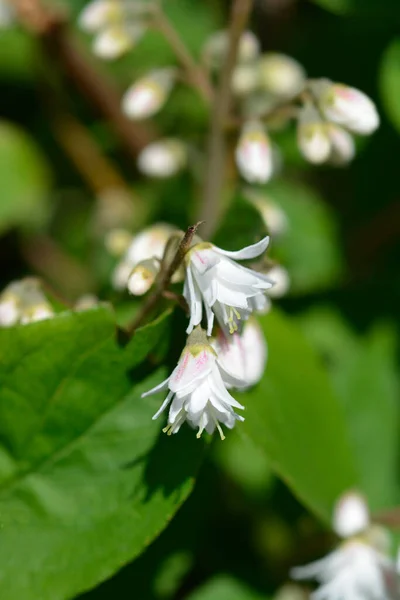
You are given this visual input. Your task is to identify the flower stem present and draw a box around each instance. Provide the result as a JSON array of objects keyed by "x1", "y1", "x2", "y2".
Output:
[{"x1": 198, "y1": 0, "x2": 253, "y2": 238}]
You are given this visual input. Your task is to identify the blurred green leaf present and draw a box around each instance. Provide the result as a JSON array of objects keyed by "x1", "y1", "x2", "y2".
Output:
[
  {"x1": 240, "y1": 310, "x2": 357, "y2": 522},
  {"x1": 309, "y1": 0, "x2": 400, "y2": 17},
  {"x1": 0, "y1": 30, "x2": 35, "y2": 79},
  {"x1": 380, "y1": 39, "x2": 400, "y2": 133},
  {"x1": 187, "y1": 575, "x2": 265, "y2": 600},
  {"x1": 125, "y1": 308, "x2": 173, "y2": 368},
  {"x1": 0, "y1": 121, "x2": 52, "y2": 234},
  {"x1": 297, "y1": 308, "x2": 399, "y2": 509},
  {"x1": 265, "y1": 179, "x2": 342, "y2": 294},
  {"x1": 0, "y1": 307, "x2": 203, "y2": 600}
]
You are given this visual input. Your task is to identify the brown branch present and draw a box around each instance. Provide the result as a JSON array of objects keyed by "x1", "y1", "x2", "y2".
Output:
[
  {"x1": 198, "y1": 0, "x2": 253, "y2": 238},
  {"x1": 151, "y1": 5, "x2": 213, "y2": 103},
  {"x1": 9, "y1": 0, "x2": 155, "y2": 157},
  {"x1": 126, "y1": 222, "x2": 203, "y2": 335}
]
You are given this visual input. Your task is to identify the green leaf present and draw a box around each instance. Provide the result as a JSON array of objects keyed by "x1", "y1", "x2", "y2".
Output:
[
  {"x1": 297, "y1": 308, "x2": 400, "y2": 509},
  {"x1": 380, "y1": 39, "x2": 400, "y2": 134},
  {"x1": 309, "y1": 0, "x2": 400, "y2": 17},
  {"x1": 187, "y1": 575, "x2": 265, "y2": 600},
  {"x1": 124, "y1": 308, "x2": 173, "y2": 368},
  {"x1": 240, "y1": 310, "x2": 357, "y2": 522},
  {"x1": 265, "y1": 180, "x2": 342, "y2": 294},
  {"x1": 0, "y1": 307, "x2": 203, "y2": 600},
  {"x1": 0, "y1": 121, "x2": 52, "y2": 234}
]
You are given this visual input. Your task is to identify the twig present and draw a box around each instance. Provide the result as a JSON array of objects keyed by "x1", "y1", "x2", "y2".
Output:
[
  {"x1": 151, "y1": 4, "x2": 213, "y2": 103},
  {"x1": 126, "y1": 222, "x2": 203, "y2": 334},
  {"x1": 198, "y1": 0, "x2": 253, "y2": 238},
  {"x1": 9, "y1": 0, "x2": 154, "y2": 157}
]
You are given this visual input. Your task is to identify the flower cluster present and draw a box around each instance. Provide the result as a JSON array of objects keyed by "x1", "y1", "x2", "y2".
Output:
[
  {"x1": 291, "y1": 491, "x2": 400, "y2": 600},
  {"x1": 0, "y1": 278, "x2": 54, "y2": 327}
]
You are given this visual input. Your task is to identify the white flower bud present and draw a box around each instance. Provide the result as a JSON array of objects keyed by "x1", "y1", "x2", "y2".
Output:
[
  {"x1": 328, "y1": 123, "x2": 355, "y2": 165},
  {"x1": 93, "y1": 23, "x2": 145, "y2": 60},
  {"x1": 104, "y1": 228, "x2": 134, "y2": 257},
  {"x1": 258, "y1": 53, "x2": 306, "y2": 99},
  {"x1": 231, "y1": 64, "x2": 259, "y2": 96},
  {"x1": 267, "y1": 264, "x2": 290, "y2": 298},
  {"x1": 122, "y1": 68, "x2": 176, "y2": 120},
  {"x1": 127, "y1": 257, "x2": 159, "y2": 295},
  {"x1": 0, "y1": 296, "x2": 19, "y2": 327},
  {"x1": 297, "y1": 105, "x2": 330, "y2": 164},
  {"x1": 318, "y1": 81, "x2": 379, "y2": 135},
  {"x1": 78, "y1": 0, "x2": 122, "y2": 33},
  {"x1": 137, "y1": 138, "x2": 187, "y2": 178},
  {"x1": 235, "y1": 120, "x2": 273, "y2": 184},
  {"x1": 333, "y1": 491, "x2": 370, "y2": 538},
  {"x1": 203, "y1": 30, "x2": 260, "y2": 69}
]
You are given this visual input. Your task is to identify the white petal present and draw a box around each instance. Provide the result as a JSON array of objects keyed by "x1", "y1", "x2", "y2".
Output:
[
  {"x1": 141, "y1": 376, "x2": 170, "y2": 398},
  {"x1": 214, "y1": 235, "x2": 270, "y2": 260},
  {"x1": 152, "y1": 390, "x2": 174, "y2": 420},
  {"x1": 183, "y1": 266, "x2": 203, "y2": 334}
]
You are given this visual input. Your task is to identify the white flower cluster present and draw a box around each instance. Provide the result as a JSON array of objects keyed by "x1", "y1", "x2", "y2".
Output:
[
  {"x1": 142, "y1": 233, "x2": 276, "y2": 439},
  {"x1": 0, "y1": 278, "x2": 54, "y2": 327},
  {"x1": 291, "y1": 491, "x2": 400, "y2": 600}
]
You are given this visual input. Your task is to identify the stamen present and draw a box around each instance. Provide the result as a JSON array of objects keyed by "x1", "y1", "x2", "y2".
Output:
[
  {"x1": 215, "y1": 422, "x2": 226, "y2": 441},
  {"x1": 227, "y1": 306, "x2": 241, "y2": 333},
  {"x1": 162, "y1": 424, "x2": 173, "y2": 436},
  {"x1": 196, "y1": 412, "x2": 207, "y2": 439}
]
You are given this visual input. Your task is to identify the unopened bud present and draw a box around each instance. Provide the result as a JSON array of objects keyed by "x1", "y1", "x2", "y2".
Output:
[
  {"x1": 122, "y1": 68, "x2": 176, "y2": 120},
  {"x1": 333, "y1": 491, "x2": 370, "y2": 539},
  {"x1": 258, "y1": 53, "x2": 306, "y2": 99},
  {"x1": 297, "y1": 105, "x2": 330, "y2": 164},
  {"x1": 93, "y1": 23, "x2": 145, "y2": 60},
  {"x1": 231, "y1": 64, "x2": 259, "y2": 96},
  {"x1": 267, "y1": 264, "x2": 290, "y2": 298},
  {"x1": 127, "y1": 257, "x2": 159, "y2": 295},
  {"x1": 203, "y1": 29, "x2": 260, "y2": 69},
  {"x1": 328, "y1": 123, "x2": 355, "y2": 165},
  {"x1": 78, "y1": 0, "x2": 123, "y2": 33},
  {"x1": 105, "y1": 228, "x2": 134, "y2": 257},
  {"x1": 235, "y1": 120, "x2": 273, "y2": 184},
  {"x1": 137, "y1": 138, "x2": 186, "y2": 178},
  {"x1": 317, "y1": 80, "x2": 379, "y2": 135}
]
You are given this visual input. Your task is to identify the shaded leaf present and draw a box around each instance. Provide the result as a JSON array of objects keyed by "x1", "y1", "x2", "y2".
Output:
[
  {"x1": 380, "y1": 39, "x2": 400, "y2": 134},
  {"x1": 187, "y1": 575, "x2": 265, "y2": 600}
]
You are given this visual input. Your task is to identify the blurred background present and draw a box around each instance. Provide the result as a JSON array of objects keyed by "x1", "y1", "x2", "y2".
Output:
[{"x1": 0, "y1": 0, "x2": 399, "y2": 598}]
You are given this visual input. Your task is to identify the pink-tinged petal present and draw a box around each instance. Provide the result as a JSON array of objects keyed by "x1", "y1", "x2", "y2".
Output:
[
  {"x1": 190, "y1": 247, "x2": 220, "y2": 275},
  {"x1": 169, "y1": 348, "x2": 214, "y2": 393},
  {"x1": 213, "y1": 235, "x2": 270, "y2": 260},
  {"x1": 141, "y1": 376, "x2": 170, "y2": 398}
]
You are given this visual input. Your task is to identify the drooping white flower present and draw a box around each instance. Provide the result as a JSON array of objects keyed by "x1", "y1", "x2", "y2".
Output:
[
  {"x1": 235, "y1": 121, "x2": 274, "y2": 184},
  {"x1": 203, "y1": 29, "x2": 260, "y2": 69},
  {"x1": 318, "y1": 81, "x2": 380, "y2": 135},
  {"x1": 183, "y1": 236, "x2": 273, "y2": 336},
  {"x1": 257, "y1": 53, "x2": 306, "y2": 100},
  {"x1": 122, "y1": 68, "x2": 176, "y2": 120},
  {"x1": 297, "y1": 105, "x2": 331, "y2": 164},
  {"x1": 213, "y1": 318, "x2": 267, "y2": 390},
  {"x1": 137, "y1": 138, "x2": 187, "y2": 178},
  {"x1": 92, "y1": 23, "x2": 145, "y2": 60},
  {"x1": 112, "y1": 223, "x2": 176, "y2": 290},
  {"x1": 127, "y1": 257, "x2": 159, "y2": 295},
  {"x1": 142, "y1": 326, "x2": 246, "y2": 439},
  {"x1": 291, "y1": 491, "x2": 400, "y2": 600}
]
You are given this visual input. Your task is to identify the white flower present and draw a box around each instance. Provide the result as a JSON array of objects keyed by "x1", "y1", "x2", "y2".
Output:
[
  {"x1": 267, "y1": 264, "x2": 290, "y2": 298},
  {"x1": 127, "y1": 257, "x2": 159, "y2": 295},
  {"x1": 328, "y1": 124, "x2": 355, "y2": 165},
  {"x1": 183, "y1": 236, "x2": 273, "y2": 336},
  {"x1": 137, "y1": 138, "x2": 187, "y2": 178},
  {"x1": 236, "y1": 121, "x2": 274, "y2": 183},
  {"x1": 0, "y1": 279, "x2": 54, "y2": 326},
  {"x1": 142, "y1": 327, "x2": 246, "y2": 439},
  {"x1": 297, "y1": 105, "x2": 331, "y2": 164},
  {"x1": 319, "y1": 82, "x2": 379, "y2": 135},
  {"x1": 122, "y1": 68, "x2": 176, "y2": 120},
  {"x1": 0, "y1": 296, "x2": 19, "y2": 327},
  {"x1": 112, "y1": 223, "x2": 176, "y2": 290},
  {"x1": 78, "y1": 0, "x2": 123, "y2": 33},
  {"x1": 92, "y1": 23, "x2": 145, "y2": 60},
  {"x1": 213, "y1": 318, "x2": 267, "y2": 390},
  {"x1": 257, "y1": 53, "x2": 306, "y2": 99},
  {"x1": 291, "y1": 491, "x2": 400, "y2": 600},
  {"x1": 20, "y1": 304, "x2": 54, "y2": 324}
]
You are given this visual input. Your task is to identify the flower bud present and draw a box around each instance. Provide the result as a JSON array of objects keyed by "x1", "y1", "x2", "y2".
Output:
[
  {"x1": 104, "y1": 228, "x2": 134, "y2": 257},
  {"x1": 78, "y1": 0, "x2": 122, "y2": 33},
  {"x1": 122, "y1": 68, "x2": 176, "y2": 120},
  {"x1": 266, "y1": 264, "x2": 290, "y2": 297},
  {"x1": 127, "y1": 257, "x2": 159, "y2": 295},
  {"x1": 297, "y1": 105, "x2": 330, "y2": 164},
  {"x1": 137, "y1": 138, "x2": 187, "y2": 178},
  {"x1": 333, "y1": 491, "x2": 370, "y2": 539},
  {"x1": 231, "y1": 64, "x2": 259, "y2": 96},
  {"x1": 203, "y1": 30, "x2": 260, "y2": 69},
  {"x1": 328, "y1": 123, "x2": 355, "y2": 165},
  {"x1": 318, "y1": 81, "x2": 379, "y2": 135},
  {"x1": 235, "y1": 120, "x2": 273, "y2": 184},
  {"x1": 93, "y1": 23, "x2": 145, "y2": 60},
  {"x1": 258, "y1": 53, "x2": 306, "y2": 99}
]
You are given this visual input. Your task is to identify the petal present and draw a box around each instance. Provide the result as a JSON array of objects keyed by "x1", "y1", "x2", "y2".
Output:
[
  {"x1": 169, "y1": 348, "x2": 213, "y2": 393},
  {"x1": 190, "y1": 247, "x2": 220, "y2": 275},
  {"x1": 214, "y1": 235, "x2": 270, "y2": 260},
  {"x1": 141, "y1": 376, "x2": 170, "y2": 398},
  {"x1": 184, "y1": 266, "x2": 203, "y2": 334},
  {"x1": 152, "y1": 390, "x2": 174, "y2": 420}
]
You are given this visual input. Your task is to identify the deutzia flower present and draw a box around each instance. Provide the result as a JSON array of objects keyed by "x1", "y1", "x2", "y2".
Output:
[
  {"x1": 127, "y1": 257, "x2": 159, "y2": 296},
  {"x1": 93, "y1": 23, "x2": 145, "y2": 60},
  {"x1": 317, "y1": 81, "x2": 380, "y2": 135},
  {"x1": 291, "y1": 491, "x2": 400, "y2": 600},
  {"x1": 257, "y1": 53, "x2": 306, "y2": 100},
  {"x1": 297, "y1": 105, "x2": 331, "y2": 164},
  {"x1": 183, "y1": 235, "x2": 273, "y2": 335},
  {"x1": 0, "y1": 279, "x2": 54, "y2": 327},
  {"x1": 213, "y1": 318, "x2": 267, "y2": 390},
  {"x1": 142, "y1": 326, "x2": 246, "y2": 439},
  {"x1": 122, "y1": 68, "x2": 176, "y2": 121},
  {"x1": 235, "y1": 120, "x2": 274, "y2": 184},
  {"x1": 327, "y1": 123, "x2": 355, "y2": 165},
  {"x1": 137, "y1": 138, "x2": 187, "y2": 178}
]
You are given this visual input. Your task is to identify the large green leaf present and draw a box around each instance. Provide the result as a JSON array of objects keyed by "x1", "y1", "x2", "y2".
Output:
[
  {"x1": 380, "y1": 39, "x2": 400, "y2": 134},
  {"x1": 297, "y1": 308, "x2": 399, "y2": 509},
  {"x1": 0, "y1": 121, "x2": 52, "y2": 234},
  {"x1": 240, "y1": 310, "x2": 357, "y2": 522},
  {"x1": 0, "y1": 307, "x2": 203, "y2": 600}
]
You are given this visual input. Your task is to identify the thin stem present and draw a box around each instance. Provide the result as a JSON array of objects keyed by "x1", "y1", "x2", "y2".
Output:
[
  {"x1": 198, "y1": 0, "x2": 253, "y2": 238},
  {"x1": 151, "y1": 5, "x2": 213, "y2": 103},
  {"x1": 126, "y1": 222, "x2": 203, "y2": 335}
]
